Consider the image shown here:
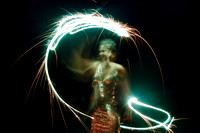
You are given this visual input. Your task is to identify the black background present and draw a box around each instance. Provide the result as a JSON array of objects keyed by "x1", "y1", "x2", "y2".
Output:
[{"x1": 6, "y1": 0, "x2": 198, "y2": 132}]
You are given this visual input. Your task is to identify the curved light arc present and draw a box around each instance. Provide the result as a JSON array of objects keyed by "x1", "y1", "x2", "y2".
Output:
[{"x1": 120, "y1": 97, "x2": 174, "y2": 130}]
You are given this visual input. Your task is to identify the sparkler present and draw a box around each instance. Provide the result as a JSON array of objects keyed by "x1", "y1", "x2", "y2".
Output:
[
  {"x1": 120, "y1": 97, "x2": 174, "y2": 131},
  {"x1": 44, "y1": 11, "x2": 174, "y2": 132}
]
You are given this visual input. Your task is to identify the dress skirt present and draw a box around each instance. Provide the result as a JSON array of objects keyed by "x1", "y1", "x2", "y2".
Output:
[{"x1": 90, "y1": 106, "x2": 120, "y2": 133}]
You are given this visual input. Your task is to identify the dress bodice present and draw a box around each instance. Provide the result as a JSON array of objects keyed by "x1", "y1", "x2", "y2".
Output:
[{"x1": 92, "y1": 63, "x2": 120, "y2": 111}]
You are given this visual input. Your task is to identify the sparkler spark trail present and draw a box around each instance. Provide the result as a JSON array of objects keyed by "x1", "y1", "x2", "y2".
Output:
[
  {"x1": 48, "y1": 12, "x2": 129, "y2": 51},
  {"x1": 44, "y1": 11, "x2": 174, "y2": 131},
  {"x1": 120, "y1": 97, "x2": 174, "y2": 131}
]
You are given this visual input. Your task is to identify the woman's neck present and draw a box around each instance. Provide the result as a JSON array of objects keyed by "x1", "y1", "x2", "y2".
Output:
[{"x1": 100, "y1": 59, "x2": 111, "y2": 68}]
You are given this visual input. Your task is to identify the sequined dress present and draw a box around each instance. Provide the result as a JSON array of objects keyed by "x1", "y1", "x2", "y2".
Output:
[{"x1": 90, "y1": 64, "x2": 121, "y2": 133}]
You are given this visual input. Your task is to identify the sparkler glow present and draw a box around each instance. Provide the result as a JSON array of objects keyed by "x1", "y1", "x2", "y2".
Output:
[
  {"x1": 120, "y1": 97, "x2": 174, "y2": 131},
  {"x1": 44, "y1": 11, "x2": 174, "y2": 132},
  {"x1": 48, "y1": 12, "x2": 129, "y2": 51}
]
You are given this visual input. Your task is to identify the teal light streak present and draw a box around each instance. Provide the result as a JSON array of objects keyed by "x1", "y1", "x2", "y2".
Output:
[{"x1": 120, "y1": 97, "x2": 174, "y2": 130}]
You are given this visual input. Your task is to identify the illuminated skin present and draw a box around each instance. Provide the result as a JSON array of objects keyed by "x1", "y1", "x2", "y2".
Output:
[{"x1": 43, "y1": 12, "x2": 174, "y2": 132}]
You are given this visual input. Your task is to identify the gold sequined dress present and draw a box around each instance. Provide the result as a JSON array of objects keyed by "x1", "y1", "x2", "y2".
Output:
[{"x1": 90, "y1": 64, "x2": 121, "y2": 133}]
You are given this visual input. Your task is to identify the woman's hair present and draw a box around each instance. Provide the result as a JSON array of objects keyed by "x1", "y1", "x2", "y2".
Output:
[
  {"x1": 99, "y1": 38, "x2": 117, "y2": 54},
  {"x1": 99, "y1": 38, "x2": 117, "y2": 61}
]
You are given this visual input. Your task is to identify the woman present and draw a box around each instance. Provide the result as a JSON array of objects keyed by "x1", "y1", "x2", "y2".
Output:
[{"x1": 67, "y1": 38, "x2": 129, "y2": 133}]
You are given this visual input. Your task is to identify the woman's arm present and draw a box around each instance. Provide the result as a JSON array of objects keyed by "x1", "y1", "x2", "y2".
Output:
[
  {"x1": 117, "y1": 66, "x2": 132, "y2": 123},
  {"x1": 65, "y1": 60, "x2": 98, "y2": 82},
  {"x1": 118, "y1": 65, "x2": 130, "y2": 98},
  {"x1": 62, "y1": 41, "x2": 98, "y2": 82}
]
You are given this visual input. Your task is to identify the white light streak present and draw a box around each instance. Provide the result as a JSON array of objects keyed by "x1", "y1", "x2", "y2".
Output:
[
  {"x1": 48, "y1": 13, "x2": 129, "y2": 51},
  {"x1": 120, "y1": 97, "x2": 174, "y2": 131}
]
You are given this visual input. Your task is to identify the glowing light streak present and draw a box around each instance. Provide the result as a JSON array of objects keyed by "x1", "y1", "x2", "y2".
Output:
[
  {"x1": 49, "y1": 13, "x2": 129, "y2": 50},
  {"x1": 120, "y1": 97, "x2": 174, "y2": 131},
  {"x1": 44, "y1": 12, "x2": 174, "y2": 131}
]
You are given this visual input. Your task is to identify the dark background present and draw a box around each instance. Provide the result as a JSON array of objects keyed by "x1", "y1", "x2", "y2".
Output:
[{"x1": 6, "y1": 0, "x2": 198, "y2": 132}]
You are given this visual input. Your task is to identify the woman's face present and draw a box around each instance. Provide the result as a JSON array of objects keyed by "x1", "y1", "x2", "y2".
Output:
[{"x1": 98, "y1": 45, "x2": 113, "y2": 61}]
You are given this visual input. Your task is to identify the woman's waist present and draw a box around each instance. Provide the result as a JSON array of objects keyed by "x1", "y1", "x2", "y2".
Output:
[
  {"x1": 95, "y1": 101, "x2": 119, "y2": 111},
  {"x1": 97, "y1": 97, "x2": 118, "y2": 105}
]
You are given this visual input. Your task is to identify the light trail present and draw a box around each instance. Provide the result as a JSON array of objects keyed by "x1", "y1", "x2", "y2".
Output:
[
  {"x1": 48, "y1": 12, "x2": 129, "y2": 51},
  {"x1": 44, "y1": 11, "x2": 174, "y2": 132},
  {"x1": 120, "y1": 97, "x2": 174, "y2": 131}
]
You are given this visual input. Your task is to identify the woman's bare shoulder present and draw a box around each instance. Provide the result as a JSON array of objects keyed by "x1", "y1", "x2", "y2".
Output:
[
  {"x1": 112, "y1": 62, "x2": 125, "y2": 71},
  {"x1": 87, "y1": 61, "x2": 99, "y2": 72},
  {"x1": 92, "y1": 61, "x2": 99, "y2": 68},
  {"x1": 112, "y1": 62, "x2": 127, "y2": 77}
]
